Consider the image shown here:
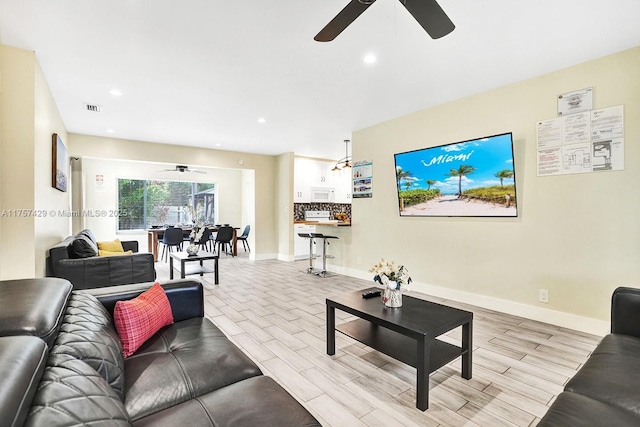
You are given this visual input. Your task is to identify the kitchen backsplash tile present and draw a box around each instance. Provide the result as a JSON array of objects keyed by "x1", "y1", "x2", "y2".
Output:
[{"x1": 294, "y1": 203, "x2": 351, "y2": 221}]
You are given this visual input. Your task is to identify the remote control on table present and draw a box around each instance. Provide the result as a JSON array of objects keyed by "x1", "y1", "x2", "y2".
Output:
[{"x1": 362, "y1": 289, "x2": 381, "y2": 299}]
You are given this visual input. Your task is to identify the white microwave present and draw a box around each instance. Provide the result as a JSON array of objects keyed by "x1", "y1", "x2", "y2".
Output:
[{"x1": 311, "y1": 187, "x2": 335, "y2": 202}]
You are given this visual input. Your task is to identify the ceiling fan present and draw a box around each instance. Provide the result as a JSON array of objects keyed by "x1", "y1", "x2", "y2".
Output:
[
  {"x1": 161, "y1": 165, "x2": 207, "y2": 174},
  {"x1": 314, "y1": 0, "x2": 455, "y2": 42}
]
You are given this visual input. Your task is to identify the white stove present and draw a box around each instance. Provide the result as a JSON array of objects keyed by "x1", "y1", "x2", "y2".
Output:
[{"x1": 304, "y1": 210, "x2": 331, "y2": 222}]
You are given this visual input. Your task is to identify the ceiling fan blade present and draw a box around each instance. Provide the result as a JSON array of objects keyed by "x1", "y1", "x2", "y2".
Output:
[
  {"x1": 314, "y1": 0, "x2": 376, "y2": 42},
  {"x1": 399, "y1": 0, "x2": 455, "y2": 39}
]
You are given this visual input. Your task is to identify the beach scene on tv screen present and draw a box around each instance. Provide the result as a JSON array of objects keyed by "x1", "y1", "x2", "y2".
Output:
[{"x1": 394, "y1": 133, "x2": 517, "y2": 217}]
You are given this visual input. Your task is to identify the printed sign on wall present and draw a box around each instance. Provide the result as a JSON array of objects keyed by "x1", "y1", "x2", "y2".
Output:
[{"x1": 352, "y1": 161, "x2": 372, "y2": 198}]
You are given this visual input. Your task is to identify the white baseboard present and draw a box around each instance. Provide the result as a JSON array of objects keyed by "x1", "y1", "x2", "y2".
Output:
[
  {"x1": 329, "y1": 264, "x2": 609, "y2": 337},
  {"x1": 257, "y1": 252, "x2": 280, "y2": 261}
]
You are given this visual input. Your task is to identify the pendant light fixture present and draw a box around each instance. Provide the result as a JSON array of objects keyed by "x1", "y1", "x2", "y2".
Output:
[{"x1": 332, "y1": 139, "x2": 352, "y2": 172}]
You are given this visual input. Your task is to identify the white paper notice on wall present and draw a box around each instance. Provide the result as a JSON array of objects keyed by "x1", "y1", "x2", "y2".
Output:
[
  {"x1": 557, "y1": 87, "x2": 593, "y2": 116},
  {"x1": 536, "y1": 105, "x2": 624, "y2": 176},
  {"x1": 95, "y1": 174, "x2": 105, "y2": 192}
]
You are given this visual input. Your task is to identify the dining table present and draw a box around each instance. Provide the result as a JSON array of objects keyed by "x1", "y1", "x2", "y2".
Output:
[{"x1": 147, "y1": 226, "x2": 239, "y2": 261}]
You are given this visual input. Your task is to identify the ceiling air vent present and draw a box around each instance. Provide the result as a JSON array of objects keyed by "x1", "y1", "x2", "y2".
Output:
[{"x1": 84, "y1": 103, "x2": 102, "y2": 112}]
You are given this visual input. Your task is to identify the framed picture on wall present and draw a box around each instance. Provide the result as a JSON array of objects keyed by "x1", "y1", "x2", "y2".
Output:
[{"x1": 52, "y1": 133, "x2": 68, "y2": 192}]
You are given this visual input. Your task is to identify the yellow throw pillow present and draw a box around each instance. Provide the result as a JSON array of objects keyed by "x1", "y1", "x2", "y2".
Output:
[
  {"x1": 97, "y1": 239, "x2": 124, "y2": 252},
  {"x1": 98, "y1": 250, "x2": 133, "y2": 257}
]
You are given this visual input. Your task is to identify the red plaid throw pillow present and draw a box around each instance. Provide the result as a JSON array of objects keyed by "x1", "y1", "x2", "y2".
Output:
[{"x1": 114, "y1": 282, "x2": 174, "y2": 357}]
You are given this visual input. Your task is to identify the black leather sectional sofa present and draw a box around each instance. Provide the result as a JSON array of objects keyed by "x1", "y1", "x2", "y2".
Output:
[
  {"x1": 539, "y1": 287, "x2": 640, "y2": 426},
  {"x1": 0, "y1": 277, "x2": 320, "y2": 427},
  {"x1": 47, "y1": 229, "x2": 156, "y2": 289}
]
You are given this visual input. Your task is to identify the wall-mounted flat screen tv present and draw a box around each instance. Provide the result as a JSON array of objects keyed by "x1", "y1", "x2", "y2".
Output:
[{"x1": 394, "y1": 132, "x2": 517, "y2": 217}]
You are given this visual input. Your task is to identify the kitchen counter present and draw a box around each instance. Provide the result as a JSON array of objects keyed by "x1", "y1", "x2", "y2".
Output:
[{"x1": 294, "y1": 220, "x2": 351, "y2": 226}]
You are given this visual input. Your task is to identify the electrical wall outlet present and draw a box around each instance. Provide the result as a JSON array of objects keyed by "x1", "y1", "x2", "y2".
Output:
[
  {"x1": 356, "y1": 256, "x2": 362, "y2": 265},
  {"x1": 539, "y1": 289, "x2": 549, "y2": 303}
]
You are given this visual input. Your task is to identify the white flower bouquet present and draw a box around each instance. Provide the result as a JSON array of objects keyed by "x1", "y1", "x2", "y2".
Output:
[{"x1": 369, "y1": 258, "x2": 412, "y2": 291}]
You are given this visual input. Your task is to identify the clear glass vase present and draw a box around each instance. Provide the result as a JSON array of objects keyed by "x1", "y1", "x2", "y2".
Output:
[{"x1": 383, "y1": 284, "x2": 403, "y2": 308}]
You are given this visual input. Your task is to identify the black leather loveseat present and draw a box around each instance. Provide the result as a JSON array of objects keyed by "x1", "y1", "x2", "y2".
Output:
[
  {"x1": 47, "y1": 229, "x2": 156, "y2": 289},
  {"x1": 0, "y1": 277, "x2": 321, "y2": 427},
  {"x1": 539, "y1": 287, "x2": 640, "y2": 426}
]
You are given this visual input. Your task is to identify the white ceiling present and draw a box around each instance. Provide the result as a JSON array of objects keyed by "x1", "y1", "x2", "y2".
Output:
[{"x1": 1, "y1": 1, "x2": 639, "y2": 161}]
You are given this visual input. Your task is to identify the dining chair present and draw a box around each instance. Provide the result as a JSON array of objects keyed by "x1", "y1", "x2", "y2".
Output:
[
  {"x1": 156, "y1": 231, "x2": 164, "y2": 255},
  {"x1": 193, "y1": 227, "x2": 213, "y2": 252},
  {"x1": 213, "y1": 226, "x2": 234, "y2": 256},
  {"x1": 161, "y1": 227, "x2": 184, "y2": 262},
  {"x1": 182, "y1": 228, "x2": 192, "y2": 245},
  {"x1": 236, "y1": 225, "x2": 251, "y2": 252}
]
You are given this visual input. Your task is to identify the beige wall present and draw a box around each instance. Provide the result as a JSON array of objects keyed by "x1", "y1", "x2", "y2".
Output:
[
  {"x1": 343, "y1": 46, "x2": 640, "y2": 334},
  {"x1": 34, "y1": 56, "x2": 72, "y2": 276},
  {"x1": 0, "y1": 44, "x2": 69, "y2": 279},
  {"x1": 68, "y1": 134, "x2": 279, "y2": 258},
  {"x1": 240, "y1": 168, "x2": 256, "y2": 255},
  {"x1": 276, "y1": 153, "x2": 294, "y2": 260}
]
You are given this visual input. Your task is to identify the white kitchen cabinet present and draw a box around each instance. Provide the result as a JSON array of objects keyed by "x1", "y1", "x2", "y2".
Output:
[
  {"x1": 293, "y1": 185, "x2": 310, "y2": 202},
  {"x1": 313, "y1": 161, "x2": 334, "y2": 188},
  {"x1": 294, "y1": 157, "x2": 353, "y2": 204},
  {"x1": 293, "y1": 158, "x2": 315, "y2": 202},
  {"x1": 333, "y1": 168, "x2": 352, "y2": 204},
  {"x1": 294, "y1": 158, "x2": 336, "y2": 202}
]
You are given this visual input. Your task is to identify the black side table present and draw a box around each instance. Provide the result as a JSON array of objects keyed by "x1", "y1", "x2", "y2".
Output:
[{"x1": 169, "y1": 251, "x2": 219, "y2": 284}]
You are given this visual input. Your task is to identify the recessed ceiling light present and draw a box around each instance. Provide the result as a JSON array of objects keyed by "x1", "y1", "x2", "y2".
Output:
[
  {"x1": 109, "y1": 89, "x2": 122, "y2": 96},
  {"x1": 106, "y1": 129, "x2": 114, "y2": 133},
  {"x1": 363, "y1": 54, "x2": 377, "y2": 64},
  {"x1": 258, "y1": 117, "x2": 266, "y2": 124},
  {"x1": 215, "y1": 143, "x2": 221, "y2": 147}
]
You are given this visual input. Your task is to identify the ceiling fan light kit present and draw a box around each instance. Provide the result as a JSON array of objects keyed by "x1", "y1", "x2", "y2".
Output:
[
  {"x1": 162, "y1": 165, "x2": 207, "y2": 174},
  {"x1": 314, "y1": 0, "x2": 455, "y2": 42}
]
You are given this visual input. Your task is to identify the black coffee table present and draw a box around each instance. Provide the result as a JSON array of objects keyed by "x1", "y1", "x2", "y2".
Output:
[{"x1": 326, "y1": 288, "x2": 473, "y2": 411}]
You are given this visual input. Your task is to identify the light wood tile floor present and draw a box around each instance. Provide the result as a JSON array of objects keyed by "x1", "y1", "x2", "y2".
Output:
[{"x1": 155, "y1": 254, "x2": 602, "y2": 427}]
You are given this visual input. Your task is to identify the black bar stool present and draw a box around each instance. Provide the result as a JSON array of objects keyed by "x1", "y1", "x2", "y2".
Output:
[
  {"x1": 310, "y1": 233, "x2": 338, "y2": 277},
  {"x1": 298, "y1": 233, "x2": 316, "y2": 273}
]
